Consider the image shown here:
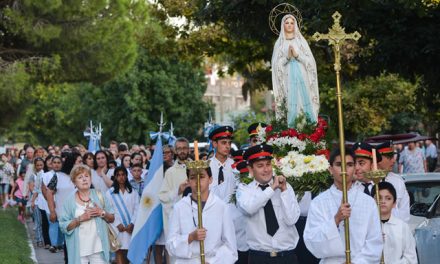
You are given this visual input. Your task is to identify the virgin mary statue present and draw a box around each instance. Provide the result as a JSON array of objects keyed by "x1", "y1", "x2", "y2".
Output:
[{"x1": 271, "y1": 14, "x2": 319, "y2": 125}]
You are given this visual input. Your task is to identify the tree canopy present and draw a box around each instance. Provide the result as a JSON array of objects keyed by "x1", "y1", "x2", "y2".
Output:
[{"x1": 157, "y1": 0, "x2": 440, "y2": 135}]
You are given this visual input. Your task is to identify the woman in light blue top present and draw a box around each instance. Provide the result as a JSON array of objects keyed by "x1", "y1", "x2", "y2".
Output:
[{"x1": 59, "y1": 164, "x2": 115, "y2": 264}]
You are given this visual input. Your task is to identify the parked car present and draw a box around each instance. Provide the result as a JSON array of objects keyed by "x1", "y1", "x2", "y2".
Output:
[{"x1": 404, "y1": 173, "x2": 440, "y2": 264}]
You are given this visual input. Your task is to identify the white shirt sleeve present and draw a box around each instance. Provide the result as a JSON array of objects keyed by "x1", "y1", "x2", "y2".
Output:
[
  {"x1": 166, "y1": 204, "x2": 193, "y2": 259},
  {"x1": 213, "y1": 204, "x2": 238, "y2": 263},
  {"x1": 303, "y1": 200, "x2": 345, "y2": 259},
  {"x1": 279, "y1": 184, "x2": 300, "y2": 226},
  {"x1": 352, "y1": 200, "x2": 383, "y2": 264},
  {"x1": 237, "y1": 184, "x2": 274, "y2": 216},
  {"x1": 401, "y1": 222, "x2": 418, "y2": 264}
]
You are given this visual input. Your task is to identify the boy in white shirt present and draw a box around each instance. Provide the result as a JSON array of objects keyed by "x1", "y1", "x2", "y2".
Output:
[
  {"x1": 304, "y1": 147, "x2": 383, "y2": 263},
  {"x1": 166, "y1": 163, "x2": 237, "y2": 264},
  {"x1": 374, "y1": 182, "x2": 417, "y2": 264}
]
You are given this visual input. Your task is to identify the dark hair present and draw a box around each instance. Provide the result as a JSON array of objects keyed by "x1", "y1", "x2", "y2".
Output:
[
  {"x1": 104, "y1": 150, "x2": 114, "y2": 160},
  {"x1": 130, "y1": 152, "x2": 142, "y2": 160},
  {"x1": 111, "y1": 167, "x2": 133, "y2": 194},
  {"x1": 108, "y1": 160, "x2": 117, "y2": 167},
  {"x1": 61, "y1": 152, "x2": 76, "y2": 175},
  {"x1": 381, "y1": 152, "x2": 394, "y2": 159},
  {"x1": 329, "y1": 147, "x2": 356, "y2": 166},
  {"x1": 33, "y1": 157, "x2": 44, "y2": 166},
  {"x1": 121, "y1": 154, "x2": 131, "y2": 168},
  {"x1": 199, "y1": 152, "x2": 208, "y2": 160},
  {"x1": 94, "y1": 150, "x2": 108, "y2": 170},
  {"x1": 44, "y1": 154, "x2": 53, "y2": 172},
  {"x1": 186, "y1": 166, "x2": 212, "y2": 178},
  {"x1": 118, "y1": 144, "x2": 128, "y2": 152},
  {"x1": 373, "y1": 181, "x2": 397, "y2": 203},
  {"x1": 131, "y1": 163, "x2": 143, "y2": 169},
  {"x1": 82, "y1": 152, "x2": 97, "y2": 168}
]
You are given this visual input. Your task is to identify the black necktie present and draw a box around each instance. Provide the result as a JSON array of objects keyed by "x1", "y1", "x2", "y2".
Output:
[
  {"x1": 362, "y1": 182, "x2": 371, "y2": 196},
  {"x1": 218, "y1": 166, "x2": 224, "y2": 185},
  {"x1": 47, "y1": 172, "x2": 58, "y2": 192},
  {"x1": 259, "y1": 184, "x2": 279, "y2": 236}
]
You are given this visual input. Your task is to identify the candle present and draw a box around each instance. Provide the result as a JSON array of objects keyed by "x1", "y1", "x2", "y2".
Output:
[
  {"x1": 194, "y1": 141, "x2": 199, "y2": 161},
  {"x1": 372, "y1": 148, "x2": 378, "y2": 171}
]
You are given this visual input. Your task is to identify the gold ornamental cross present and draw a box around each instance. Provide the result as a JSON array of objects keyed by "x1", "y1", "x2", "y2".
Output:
[
  {"x1": 312, "y1": 12, "x2": 361, "y2": 264},
  {"x1": 312, "y1": 11, "x2": 361, "y2": 72}
]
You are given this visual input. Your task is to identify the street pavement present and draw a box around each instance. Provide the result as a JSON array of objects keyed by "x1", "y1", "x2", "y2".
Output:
[{"x1": 25, "y1": 217, "x2": 64, "y2": 264}]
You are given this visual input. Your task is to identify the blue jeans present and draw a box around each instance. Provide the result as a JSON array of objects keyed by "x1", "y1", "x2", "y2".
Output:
[
  {"x1": 32, "y1": 207, "x2": 43, "y2": 243},
  {"x1": 48, "y1": 215, "x2": 64, "y2": 247}
]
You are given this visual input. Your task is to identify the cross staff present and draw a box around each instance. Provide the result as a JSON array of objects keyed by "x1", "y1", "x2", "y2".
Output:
[
  {"x1": 158, "y1": 112, "x2": 166, "y2": 133},
  {"x1": 313, "y1": 11, "x2": 361, "y2": 264}
]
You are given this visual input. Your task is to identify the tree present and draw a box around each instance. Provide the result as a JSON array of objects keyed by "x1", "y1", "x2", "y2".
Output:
[
  {"x1": 0, "y1": 0, "x2": 149, "y2": 131},
  {"x1": 156, "y1": 0, "x2": 440, "y2": 131},
  {"x1": 9, "y1": 48, "x2": 212, "y2": 145},
  {"x1": 342, "y1": 73, "x2": 419, "y2": 140}
]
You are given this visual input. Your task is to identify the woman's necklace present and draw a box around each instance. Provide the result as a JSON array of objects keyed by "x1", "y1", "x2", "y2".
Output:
[{"x1": 77, "y1": 192, "x2": 91, "y2": 207}]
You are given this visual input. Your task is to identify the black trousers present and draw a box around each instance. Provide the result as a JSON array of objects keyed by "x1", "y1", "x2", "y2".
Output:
[
  {"x1": 39, "y1": 209, "x2": 51, "y2": 246},
  {"x1": 295, "y1": 216, "x2": 320, "y2": 264},
  {"x1": 248, "y1": 252, "x2": 298, "y2": 264},
  {"x1": 235, "y1": 250, "x2": 249, "y2": 264},
  {"x1": 427, "y1": 157, "x2": 437, "y2": 172}
]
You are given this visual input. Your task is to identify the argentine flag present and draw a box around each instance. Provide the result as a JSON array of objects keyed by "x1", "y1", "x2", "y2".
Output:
[{"x1": 128, "y1": 137, "x2": 164, "y2": 264}]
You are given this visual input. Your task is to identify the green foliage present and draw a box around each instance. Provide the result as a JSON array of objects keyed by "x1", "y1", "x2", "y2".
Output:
[
  {"x1": 1, "y1": 0, "x2": 145, "y2": 83},
  {"x1": 90, "y1": 50, "x2": 212, "y2": 144},
  {"x1": 0, "y1": 209, "x2": 33, "y2": 264},
  {"x1": 286, "y1": 170, "x2": 333, "y2": 198},
  {"x1": 10, "y1": 48, "x2": 212, "y2": 145},
  {"x1": 343, "y1": 73, "x2": 419, "y2": 139},
  {"x1": 229, "y1": 111, "x2": 267, "y2": 146},
  {"x1": 0, "y1": 62, "x2": 30, "y2": 129},
  {"x1": 157, "y1": 0, "x2": 440, "y2": 132}
]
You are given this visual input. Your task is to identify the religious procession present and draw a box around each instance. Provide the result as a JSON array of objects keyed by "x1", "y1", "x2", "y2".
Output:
[{"x1": 1, "y1": 2, "x2": 439, "y2": 264}]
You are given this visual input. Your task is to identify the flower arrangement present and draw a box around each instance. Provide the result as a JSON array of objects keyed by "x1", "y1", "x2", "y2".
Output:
[{"x1": 259, "y1": 113, "x2": 333, "y2": 197}]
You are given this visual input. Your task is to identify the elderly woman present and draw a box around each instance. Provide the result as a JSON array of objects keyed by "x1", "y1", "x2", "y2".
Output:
[{"x1": 59, "y1": 164, "x2": 115, "y2": 264}]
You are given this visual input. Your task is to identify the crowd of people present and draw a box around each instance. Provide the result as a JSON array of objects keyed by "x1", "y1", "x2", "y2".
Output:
[{"x1": 0, "y1": 125, "x2": 437, "y2": 264}]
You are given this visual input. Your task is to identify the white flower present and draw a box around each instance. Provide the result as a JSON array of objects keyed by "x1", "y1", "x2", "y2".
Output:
[
  {"x1": 267, "y1": 136, "x2": 307, "y2": 152},
  {"x1": 257, "y1": 127, "x2": 267, "y2": 142},
  {"x1": 275, "y1": 151, "x2": 329, "y2": 178}
]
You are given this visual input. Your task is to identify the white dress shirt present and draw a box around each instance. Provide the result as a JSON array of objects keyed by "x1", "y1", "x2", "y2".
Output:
[
  {"x1": 209, "y1": 156, "x2": 235, "y2": 203},
  {"x1": 385, "y1": 172, "x2": 411, "y2": 222},
  {"x1": 383, "y1": 215, "x2": 417, "y2": 264},
  {"x1": 229, "y1": 202, "x2": 249, "y2": 252},
  {"x1": 237, "y1": 179, "x2": 300, "y2": 252},
  {"x1": 166, "y1": 193, "x2": 238, "y2": 264},
  {"x1": 304, "y1": 185, "x2": 383, "y2": 264}
]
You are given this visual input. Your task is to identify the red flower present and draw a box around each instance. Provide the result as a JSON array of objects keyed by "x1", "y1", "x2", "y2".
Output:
[
  {"x1": 281, "y1": 130, "x2": 289, "y2": 137},
  {"x1": 309, "y1": 133, "x2": 320, "y2": 143},
  {"x1": 297, "y1": 133, "x2": 306, "y2": 141},
  {"x1": 265, "y1": 125, "x2": 273, "y2": 133},
  {"x1": 288, "y1": 128, "x2": 298, "y2": 137},
  {"x1": 316, "y1": 149, "x2": 330, "y2": 160}
]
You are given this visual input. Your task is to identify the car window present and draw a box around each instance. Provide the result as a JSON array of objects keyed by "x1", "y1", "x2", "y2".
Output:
[{"x1": 406, "y1": 181, "x2": 440, "y2": 217}]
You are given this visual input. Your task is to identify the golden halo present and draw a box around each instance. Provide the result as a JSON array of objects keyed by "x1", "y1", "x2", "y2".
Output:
[{"x1": 269, "y1": 3, "x2": 303, "y2": 35}]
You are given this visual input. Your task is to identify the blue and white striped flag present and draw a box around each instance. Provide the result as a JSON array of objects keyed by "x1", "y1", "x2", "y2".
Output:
[{"x1": 128, "y1": 137, "x2": 164, "y2": 264}]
